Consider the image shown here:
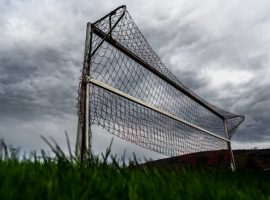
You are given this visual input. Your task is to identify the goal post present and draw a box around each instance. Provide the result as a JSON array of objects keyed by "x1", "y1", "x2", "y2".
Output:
[
  {"x1": 76, "y1": 22, "x2": 92, "y2": 160},
  {"x1": 76, "y1": 5, "x2": 244, "y2": 169}
]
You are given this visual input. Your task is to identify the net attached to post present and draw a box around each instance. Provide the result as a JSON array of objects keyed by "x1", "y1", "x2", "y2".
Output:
[{"x1": 77, "y1": 5, "x2": 244, "y2": 157}]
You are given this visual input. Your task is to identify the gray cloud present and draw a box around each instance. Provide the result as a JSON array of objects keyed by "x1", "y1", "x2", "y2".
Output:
[
  {"x1": 0, "y1": 0, "x2": 270, "y2": 157},
  {"x1": 141, "y1": 1, "x2": 270, "y2": 145},
  {"x1": 0, "y1": 46, "x2": 77, "y2": 120}
]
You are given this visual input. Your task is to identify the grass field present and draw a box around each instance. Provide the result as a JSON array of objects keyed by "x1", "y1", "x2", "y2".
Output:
[{"x1": 0, "y1": 139, "x2": 270, "y2": 200}]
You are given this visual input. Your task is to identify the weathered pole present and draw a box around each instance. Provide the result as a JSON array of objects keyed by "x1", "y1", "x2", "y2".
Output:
[
  {"x1": 224, "y1": 119, "x2": 236, "y2": 171},
  {"x1": 76, "y1": 22, "x2": 92, "y2": 162}
]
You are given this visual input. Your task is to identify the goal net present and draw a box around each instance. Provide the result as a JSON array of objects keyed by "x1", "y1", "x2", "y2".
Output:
[{"x1": 77, "y1": 5, "x2": 244, "y2": 160}]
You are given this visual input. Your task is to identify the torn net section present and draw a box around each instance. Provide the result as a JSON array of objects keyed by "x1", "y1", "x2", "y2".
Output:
[{"x1": 78, "y1": 6, "x2": 244, "y2": 156}]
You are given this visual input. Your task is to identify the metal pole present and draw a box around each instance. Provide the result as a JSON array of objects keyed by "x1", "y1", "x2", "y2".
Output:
[
  {"x1": 75, "y1": 117, "x2": 82, "y2": 156},
  {"x1": 83, "y1": 22, "x2": 92, "y2": 160},
  {"x1": 224, "y1": 119, "x2": 236, "y2": 171},
  {"x1": 76, "y1": 22, "x2": 92, "y2": 161},
  {"x1": 84, "y1": 79, "x2": 90, "y2": 159}
]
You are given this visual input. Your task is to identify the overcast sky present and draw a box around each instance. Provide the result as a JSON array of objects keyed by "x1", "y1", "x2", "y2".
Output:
[{"x1": 0, "y1": 0, "x2": 270, "y2": 159}]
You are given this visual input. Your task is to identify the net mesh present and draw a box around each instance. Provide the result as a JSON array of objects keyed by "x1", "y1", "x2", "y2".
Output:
[{"x1": 77, "y1": 6, "x2": 244, "y2": 156}]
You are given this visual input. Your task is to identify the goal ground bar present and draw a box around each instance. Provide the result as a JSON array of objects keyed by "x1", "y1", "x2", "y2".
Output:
[{"x1": 89, "y1": 78, "x2": 230, "y2": 143}]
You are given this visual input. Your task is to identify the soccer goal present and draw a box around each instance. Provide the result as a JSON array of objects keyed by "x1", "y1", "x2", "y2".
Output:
[{"x1": 76, "y1": 5, "x2": 244, "y2": 170}]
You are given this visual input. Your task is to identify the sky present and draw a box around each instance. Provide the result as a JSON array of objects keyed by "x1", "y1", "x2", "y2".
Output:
[{"x1": 0, "y1": 0, "x2": 270, "y2": 160}]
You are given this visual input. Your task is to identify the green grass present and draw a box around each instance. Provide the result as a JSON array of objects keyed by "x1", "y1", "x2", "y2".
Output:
[{"x1": 0, "y1": 138, "x2": 270, "y2": 200}]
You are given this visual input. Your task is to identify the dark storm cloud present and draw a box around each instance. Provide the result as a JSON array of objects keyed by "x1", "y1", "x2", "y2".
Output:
[
  {"x1": 0, "y1": 0, "x2": 113, "y2": 151},
  {"x1": 232, "y1": 77, "x2": 270, "y2": 142},
  {"x1": 0, "y1": 46, "x2": 77, "y2": 120},
  {"x1": 0, "y1": 0, "x2": 270, "y2": 153}
]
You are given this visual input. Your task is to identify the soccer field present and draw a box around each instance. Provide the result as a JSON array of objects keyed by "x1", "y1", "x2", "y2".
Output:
[{"x1": 0, "y1": 152, "x2": 269, "y2": 200}]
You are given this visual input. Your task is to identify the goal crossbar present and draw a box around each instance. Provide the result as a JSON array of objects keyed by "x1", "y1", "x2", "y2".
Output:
[{"x1": 89, "y1": 78, "x2": 230, "y2": 143}]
